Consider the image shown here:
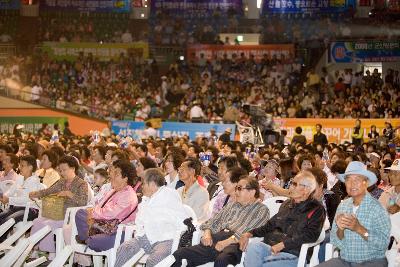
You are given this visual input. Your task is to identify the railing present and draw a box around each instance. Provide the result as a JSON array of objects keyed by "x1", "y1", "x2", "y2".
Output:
[{"x1": 0, "y1": 44, "x2": 17, "y2": 60}]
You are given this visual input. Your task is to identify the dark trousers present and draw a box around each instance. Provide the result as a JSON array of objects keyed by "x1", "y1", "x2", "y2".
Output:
[
  {"x1": 172, "y1": 230, "x2": 242, "y2": 267},
  {"x1": 0, "y1": 206, "x2": 38, "y2": 242}
]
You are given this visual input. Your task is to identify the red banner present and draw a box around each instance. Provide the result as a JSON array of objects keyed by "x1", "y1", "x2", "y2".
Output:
[{"x1": 187, "y1": 44, "x2": 295, "y2": 61}]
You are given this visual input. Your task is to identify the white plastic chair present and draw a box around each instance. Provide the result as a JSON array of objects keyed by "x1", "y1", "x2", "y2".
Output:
[
  {"x1": 0, "y1": 221, "x2": 33, "y2": 252},
  {"x1": 13, "y1": 225, "x2": 51, "y2": 267},
  {"x1": 262, "y1": 196, "x2": 288, "y2": 218},
  {"x1": 0, "y1": 218, "x2": 15, "y2": 238},
  {"x1": 61, "y1": 206, "x2": 134, "y2": 267},
  {"x1": 48, "y1": 245, "x2": 74, "y2": 267},
  {"x1": 0, "y1": 179, "x2": 15, "y2": 210},
  {"x1": 297, "y1": 229, "x2": 326, "y2": 267},
  {"x1": 387, "y1": 212, "x2": 400, "y2": 267},
  {"x1": 0, "y1": 238, "x2": 29, "y2": 266},
  {"x1": 20, "y1": 200, "x2": 42, "y2": 228}
]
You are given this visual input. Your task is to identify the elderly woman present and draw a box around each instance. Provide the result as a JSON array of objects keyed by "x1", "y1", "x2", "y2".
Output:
[
  {"x1": 29, "y1": 156, "x2": 88, "y2": 259},
  {"x1": 74, "y1": 159, "x2": 138, "y2": 252},
  {"x1": 115, "y1": 168, "x2": 188, "y2": 267},
  {"x1": 36, "y1": 149, "x2": 60, "y2": 188},
  {"x1": 259, "y1": 159, "x2": 281, "y2": 200}
]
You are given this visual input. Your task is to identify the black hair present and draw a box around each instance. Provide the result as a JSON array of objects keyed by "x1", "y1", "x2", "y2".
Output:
[
  {"x1": 20, "y1": 155, "x2": 38, "y2": 172},
  {"x1": 58, "y1": 155, "x2": 80, "y2": 174},
  {"x1": 139, "y1": 157, "x2": 157, "y2": 170},
  {"x1": 41, "y1": 150, "x2": 59, "y2": 168},
  {"x1": 112, "y1": 159, "x2": 138, "y2": 186}
]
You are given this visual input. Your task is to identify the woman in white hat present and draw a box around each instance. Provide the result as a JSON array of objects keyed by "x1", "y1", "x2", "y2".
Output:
[{"x1": 379, "y1": 159, "x2": 400, "y2": 214}]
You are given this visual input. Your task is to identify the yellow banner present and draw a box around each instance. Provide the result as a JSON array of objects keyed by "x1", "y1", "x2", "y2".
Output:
[{"x1": 274, "y1": 118, "x2": 400, "y2": 144}]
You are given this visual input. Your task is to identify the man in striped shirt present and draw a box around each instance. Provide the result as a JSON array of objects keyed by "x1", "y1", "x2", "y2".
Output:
[{"x1": 172, "y1": 176, "x2": 270, "y2": 267}]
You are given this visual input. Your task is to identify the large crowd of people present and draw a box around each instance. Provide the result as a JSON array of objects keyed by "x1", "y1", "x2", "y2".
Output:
[{"x1": 0, "y1": 121, "x2": 398, "y2": 266}]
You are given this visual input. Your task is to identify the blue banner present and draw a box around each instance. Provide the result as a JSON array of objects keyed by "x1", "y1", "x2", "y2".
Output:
[
  {"x1": 0, "y1": 0, "x2": 20, "y2": 9},
  {"x1": 262, "y1": 0, "x2": 355, "y2": 14},
  {"x1": 39, "y1": 0, "x2": 131, "y2": 12},
  {"x1": 112, "y1": 121, "x2": 236, "y2": 140},
  {"x1": 150, "y1": 0, "x2": 243, "y2": 18},
  {"x1": 329, "y1": 41, "x2": 400, "y2": 63}
]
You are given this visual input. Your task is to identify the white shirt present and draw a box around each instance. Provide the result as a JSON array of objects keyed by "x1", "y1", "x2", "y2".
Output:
[
  {"x1": 143, "y1": 127, "x2": 157, "y2": 139},
  {"x1": 135, "y1": 186, "x2": 188, "y2": 244},
  {"x1": 6, "y1": 174, "x2": 45, "y2": 207},
  {"x1": 323, "y1": 164, "x2": 338, "y2": 190},
  {"x1": 31, "y1": 85, "x2": 42, "y2": 101},
  {"x1": 190, "y1": 105, "x2": 205, "y2": 119},
  {"x1": 177, "y1": 181, "x2": 210, "y2": 223},
  {"x1": 165, "y1": 173, "x2": 179, "y2": 189}
]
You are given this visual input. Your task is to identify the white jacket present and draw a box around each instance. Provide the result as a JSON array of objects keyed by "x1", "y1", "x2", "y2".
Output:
[
  {"x1": 135, "y1": 186, "x2": 188, "y2": 244},
  {"x1": 6, "y1": 174, "x2": 46, "y2": 207}
]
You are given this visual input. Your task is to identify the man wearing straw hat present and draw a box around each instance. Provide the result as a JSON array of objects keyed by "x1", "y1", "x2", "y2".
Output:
[{"x1": 317, "y1": 161, "x2": 390, "y2": 267}]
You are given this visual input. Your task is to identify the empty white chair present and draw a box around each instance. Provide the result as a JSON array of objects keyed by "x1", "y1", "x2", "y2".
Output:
[
  {"x1": 263, "y1": 196, "x2": 288, "y2": 217},
  {"x1": 48, "y1": 245, "x2": 74, "y2": 267},
  {"x1": 0, "y1": 218, "x2": 15, "y2": 238},
  {"x1": 0, "y1": 238, "x2": 29, "y2": 266},
  {"x1": 13, "y1": 225, "x2": 52, "y2": 267},
  {"x1": 0, "y1": 221, "x2": 33, "y2": 252}
]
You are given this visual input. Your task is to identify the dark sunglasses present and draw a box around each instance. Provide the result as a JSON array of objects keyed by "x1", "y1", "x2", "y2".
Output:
[{"x1": 235, "y1": 185, "x2": 253, "y2": 192}]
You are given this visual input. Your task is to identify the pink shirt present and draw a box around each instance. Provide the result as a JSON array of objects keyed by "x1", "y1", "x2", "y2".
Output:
[
  {"x1": 0, "y1": 169, "x2": 21, "y2": 182},
  {"x1": 93, "y1": 185, "x2": 138, "y2": 223}
]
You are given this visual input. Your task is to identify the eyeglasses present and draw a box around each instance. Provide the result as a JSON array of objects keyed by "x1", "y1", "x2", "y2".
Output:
[
  {"x1": 235, "y1": 185, "x2": 253, "y2": 192},
  {"x1": 290, "y1": 181, "x2": 310, "y2": 189}
]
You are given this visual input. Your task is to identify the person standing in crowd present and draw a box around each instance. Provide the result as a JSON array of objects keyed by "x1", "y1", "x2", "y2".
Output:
[
  {"x1": 316, "y1": 161, "x2": 390, "y2": 267},
  {"x1": 218, "y1": 128, "x2": 232, "y2": 143},
  {"x1": 313, "y1": 124, "x2": 328, "y2": 146},
  {"x1": 367, "y1": 125, "x2": 379, "y2": 141},
  {"x1": 291, "y1": 126, "x2": 307, "y2": 146},
  {"x1": 177, "y1": 158, "x2": 209, "y2": 222},
  {"x1": 172, "y1": 177, "x2": 270, "y2": 267},
  {"x1": 143, "y1": 121, "x2": 157, "y2": 139},
  {"x1": 240, "y1": 171, "x2": 326, "y2": 267},
  {"x1": 63, "y1": 121, "x2": 74, "y2": 137},
  {"x1": 351, "y1": 119, "x2": 363, "y2": 147}
]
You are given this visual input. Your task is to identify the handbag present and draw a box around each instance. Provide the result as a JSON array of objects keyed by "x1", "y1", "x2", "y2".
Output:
[
  {"x1": 178, "y1": 217, "x2": 196, "y2": 249},
  {"x1": 88, "y1": 191, "x2": 137, "y2": 236}
]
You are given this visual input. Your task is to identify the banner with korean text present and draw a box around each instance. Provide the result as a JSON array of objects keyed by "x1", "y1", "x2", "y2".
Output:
[
  {"x1": 39, "y1": 0, "x2": 131, "y2": 12},
  {"x1": 40, "y1": 42, "x2": 149, "y2": 61},
  {"x1": 187, "y1": 44, "x2": 295, "y2": 62},
  {"x1": 150, "y1": 0, "x2": 243, "y2": 18},
  {"x1": 262, "y1": 0, "x2": 356, "y2": 14},
  {"x1": 0, "y1": 117, "x2": 67, "y2": 134},
  {"x1": 329, "y1": 40, "x2": 400, "y2": 63},
  {"x1": 275, "y1": 118, "x2": 400, "y2": 144},
  {"x1": 112, "y1": 121, "x2": 236, "y2": 141}
]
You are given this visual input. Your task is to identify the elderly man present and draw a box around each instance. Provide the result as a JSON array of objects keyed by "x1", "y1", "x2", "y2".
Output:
[
  {"x1": 240, "y1": 170, "x2": 326, "y2": 267},
  {"x1": 172, "y1": 176, "x2": 270, "y2": 267},
  {"x1": 177, "y1": 158, "x2": 210, "y2": 222},
  {"x1": 379, "y1": 159, "x2": 400, "y2": 214},
  {"x1": 317, "y1": 161, "x2": 390, "y2": 267},
  {"x1": 115, "y1": 168, "x2": 188, "y2": 267}
]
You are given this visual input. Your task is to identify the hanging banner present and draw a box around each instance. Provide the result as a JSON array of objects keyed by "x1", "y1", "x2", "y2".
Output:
[
  {"x1": 39, "y1": 0, "x2": 131, "y2": 12},
  {"x1": 150, "y1": 0, "x2": 243, "y2": 18},
  {"x1": 40, "y1": 42, "x2": 149, "y2": 61},
  {"x1": 329, "y1": 40, "x2": 400, "y2": 63},
  {"x1": 274, "y1": 118, "x2": 400, "y2": 144},
  {"x1": 0, "y1": 117, "x2": 68, "y2": 134},
  {"x1": 262, "y1": 0, "x2": 356, "y2": 14},
  {"x1": 0, "y1": 0, "x2": 20, "y2": 9},
  {"x1": 187, "y1": 44, "x2": 295, "y2": 61},
  {"x1": 112, "y1": 121, "x2": 236, "y2": 140}
]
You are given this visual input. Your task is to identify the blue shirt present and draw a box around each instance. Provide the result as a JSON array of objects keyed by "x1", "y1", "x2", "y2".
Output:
[{"x1": 330, "y1": 193, "x2": 390, "y2": 263}]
